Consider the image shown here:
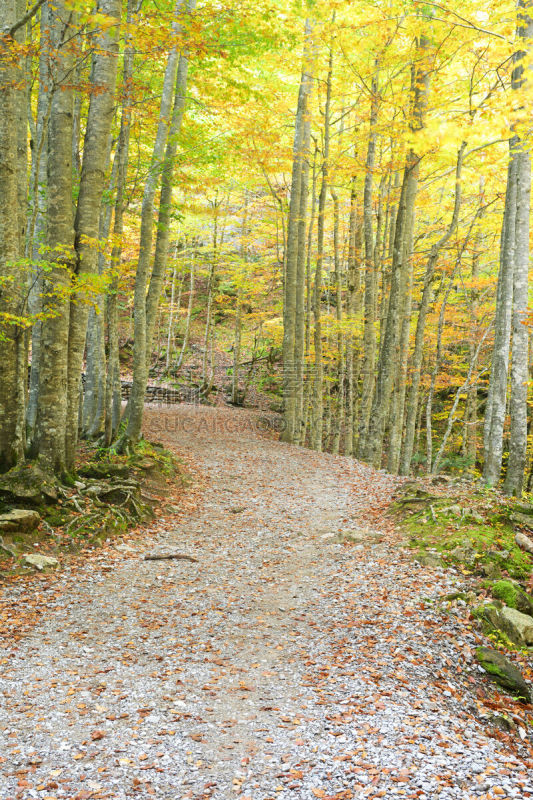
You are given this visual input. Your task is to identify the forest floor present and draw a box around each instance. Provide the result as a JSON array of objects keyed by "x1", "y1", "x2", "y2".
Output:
[{"x1": 1, "y1": 404, "x2": 532, "y2": 800}]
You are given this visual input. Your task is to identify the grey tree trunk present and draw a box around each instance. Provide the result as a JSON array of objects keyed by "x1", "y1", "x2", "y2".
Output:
[
  {"x1": 33, "y1": 0, "x2": 75, "y2": 473},
  {"x1": 357, "y1": 74, "x2": 379, "y2": 457},
  {"x1": 176, "y1": 249, "x2": 195, "y2": 371},
  {"x1": 363, "y1": 35, "x2": 431, "y2": 468},
  {"x1": 483, "y1": 147, "x2": 519, "y2": 484},
  {"x1": 282, "y1": 19, "x2": 314, "y2": 443},
  {"x1": 345, "y1": 176, "x2": 361, "y2": 456},
  {"x1": 330, "y1": 187, "x2": 344, "y2": 454},
  {"x1": 121, "y1": 0, "x2": 185, "y2": 449},
  {"x1": 232, "y1": 195, "x2": 248, "y2": 405},
  {"x1": 0, "y1": 0, "x2": 25, "y2": 469},
  {"x1": 399, "y1": 143, "x2": 465, "y2": 475},
  {"x1": 104, "y1": 0, "x2": 136, "y2": 445},
  {"x1": 27, "y1": 3, "x2": 51, "y2": 439},
  {"x1": 145, "y1": 4, "x2": 194, "y2": 360},
  {"x1": 310, "y1": 39, "x2": 333, "y2": 452},
  {"x1": 65, "y1": 0, "x2": 120, "y2": 468},
  {"x1": 300, "y1": 146, "x2": 317, "y2": 445},
  {"x1": 504, "y1": 1, "x2": 533, "y2": 495}
]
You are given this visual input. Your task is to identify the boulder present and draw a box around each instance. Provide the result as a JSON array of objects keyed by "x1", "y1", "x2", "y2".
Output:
[
  {"x1": 0, "y1": 509, "x2": 40, "y2": 533},
  {"x1": 514, "y1": 502, "x2": 533, "y2": 517},
  {"x1": 23, "y1": 554, "x2": 59, "y2": 571},
  {"x1": 415, "y1": 552, "x2": 443, "y2": 568},
  {"x1": 476, "y1": 646, "x2": 531, "y2": 703},
  {"x1": 510, "y1": 513, "x2": 533, "y2": 532},
  {"x1": 491, "y1": 580, "x2": 533, "y2": 617},
  {"x1": 515, "y1": 531, "x2": 533, "y2": 555},
  {"x1": 449, "y1": 544, "x2": 476, "y2": 564},
  {"x1": 0, "y1": 464, "x2": 57, "y2": 504},
  {"x1": 481, "y1": 603, "x2": 533, "y2": 647},
  {"x1": 498, "y1": 607, "x2": 533, "y2": 646},
  {"x1": 481, "y1": 562, "x2": 502, "y2": 580}
]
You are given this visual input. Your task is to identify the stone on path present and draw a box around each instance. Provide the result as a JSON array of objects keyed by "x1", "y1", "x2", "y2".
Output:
[{"x1": 23, "y1": 554, "x2": 59, "y2": 571}]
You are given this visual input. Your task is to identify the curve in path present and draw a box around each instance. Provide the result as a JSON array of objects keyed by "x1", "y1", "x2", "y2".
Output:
[{"x1": 0, "y1": 404, "x2": 531, "y2": 800}]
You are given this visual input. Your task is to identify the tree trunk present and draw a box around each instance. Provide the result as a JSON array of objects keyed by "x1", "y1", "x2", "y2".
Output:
[
  {"x1": 104, "y1": 0, "x2": 136, "y2": 445},
  {"x1": 399, "y1": 143, "x2": 465, "y2": 475},
  {"x1": 482, "y1": 146, "x2": 519, "y2": 484},
  {"x1": 176, "y1": 249, "x2": 195, "y2": 371},
  {"x1": 356, "y1": 74, "x2": 379, "y2": 457},
  {"x1": 65, "y1": 0, "x2": 121, "y2": 468},
  {"x1": 33, "y1": 0, "x2": 75, "y2": 473},
  {"x1": 363, "y1": 35, "x2": 431, "y2": 468},
  {"x1": 282, "y1": 19, "x2": 314, "y2": 443},
  {"x1": 310, "y1": 38, "x2": 333, "y2": 452},
  {"x1": 503, "y1": 1, "x2": 533, "y2": 495},
  {"x1": 121, "y1": 2, "x2": 184, "y2": 449},
  {"x1": 0, "y1": 0, "x2": 25, "y2": 470},
  {"x1": 145, "y1": 5, "x2": 194, "y2": 360}
]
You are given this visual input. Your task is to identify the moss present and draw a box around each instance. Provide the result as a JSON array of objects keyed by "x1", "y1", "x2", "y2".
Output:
[
  {"x1": 491, "y1": 580, "x2": 520, "y2": 609},
  {"x1": 400, "y1": 501, "x2": 532, "y2": 579},
  {"x1": 475, "y1": 646, "x2": 531, "y2": 702}
]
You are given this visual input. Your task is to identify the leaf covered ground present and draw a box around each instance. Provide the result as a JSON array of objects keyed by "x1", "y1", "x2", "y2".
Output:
[{"x1": 1, "y1": 404, "x2": 532, "y2": 800}]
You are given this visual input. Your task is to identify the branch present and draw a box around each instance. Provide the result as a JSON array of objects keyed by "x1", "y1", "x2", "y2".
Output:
[
  {"x1": 422, "y1": 3, "x2": 507, "y2": 40},
  {"x1": 8, "y1": 0, "x2": 46, "y2": 37}
]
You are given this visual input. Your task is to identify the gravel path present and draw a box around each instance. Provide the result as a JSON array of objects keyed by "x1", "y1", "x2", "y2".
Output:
[{"x1": 1, "y1": 404, "x2": 532, "y2": 800}]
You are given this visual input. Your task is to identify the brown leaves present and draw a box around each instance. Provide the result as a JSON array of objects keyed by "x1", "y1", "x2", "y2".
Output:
[{"x1": 90, "y1": 729, "x2": 106, "y2": 741}]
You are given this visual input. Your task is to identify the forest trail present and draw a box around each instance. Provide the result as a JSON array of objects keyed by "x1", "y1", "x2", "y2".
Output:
[{"x1": 1, "y1": 405, "x2": 531, "y2": 800}]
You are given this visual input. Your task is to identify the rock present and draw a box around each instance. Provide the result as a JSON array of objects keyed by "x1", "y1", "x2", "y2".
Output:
[
  {"x1": 475, "y1": 647, "x2": 531, "y2": 703},
  {"x1": 0, "y1": 509, "x2": 40, "y2": 533},
  {"x1": 481, "y1": 562, "x2": 502, "y2": 580},
  {"x1": 444, "y1": 504, "x2": 462, "y2": 518},
  {"x1": 488, "y1": 713, "x2": 517, "y2": 733},
  {"x1": 23, "y1": 554, "x2": 59, "y2": 571},
  {"x1": 79, "y1": 461, "x2": 130, "y2": 480},
  {"x1": 449, "y1": 545, "x2": 476, "y2": 563},
  {"x1": 514, "y1": 502, "x2": 533, "y2": 516},
  {"x1": 481, "y1": 602, "x2": 533, "y2": 647},
  {"x1": 515, "y1": 531, "x2": 533, "y2": 554},
  {"x1": 0, "y1": 464, "x2": 57, "y2": 504},
  {"x1": 491, "y1": 579, "x2": 533, "y2": 617},
  {"x1": 393, "y1": 483, "x2": 441, "y2": 510},
  {"x1": 497, "y1": 607, "x2": 533, "y2": 646},
  {"x1": 415, "y1": 552, "x2": 442, "y2": 568},
  {"x1": 510, "y1": 512, "x2": 533, "y2": 532}
]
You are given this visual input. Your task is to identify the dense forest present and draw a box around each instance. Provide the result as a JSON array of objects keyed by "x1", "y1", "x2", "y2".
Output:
[{"x1": 1, "y1": 0, "x2": 532, "y2": 494}]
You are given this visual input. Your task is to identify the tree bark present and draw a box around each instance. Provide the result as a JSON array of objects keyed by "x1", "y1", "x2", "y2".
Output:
[
  {"x1": 33, "y1": 0, "x2": 75, "y2": 473},
  {"x1": 121, "y1": 1, "x2": 185, "y2": 449},
  {"x1": 399, "y1": 143, "x2": 465, "y2": 475},
  {"x1": 64, "y1": 0, "x2": 120, "y2": 469},
  {"x1": 504, "y1": 1, "x2": 533, "y2": 495},
  {"x1": 0, "y1": 0, "x2": 25, "y2": 469},
  {"x1": 282, "y1": 19, "x2": 314, "y2": 443}
]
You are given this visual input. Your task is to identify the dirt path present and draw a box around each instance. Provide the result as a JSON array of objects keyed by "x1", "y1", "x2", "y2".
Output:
[{"x1": 1, "y1": 405, "x2": 532, "y2": 800}]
